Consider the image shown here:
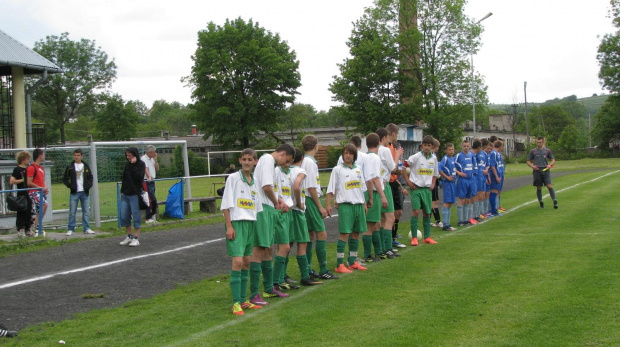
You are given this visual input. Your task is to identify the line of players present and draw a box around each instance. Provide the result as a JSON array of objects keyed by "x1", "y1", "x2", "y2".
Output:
[{"x1": 222, "y1": 128, "x2": 506, "y2": 315}]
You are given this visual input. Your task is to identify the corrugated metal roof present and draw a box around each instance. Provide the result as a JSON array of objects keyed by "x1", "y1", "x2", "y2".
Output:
[{"x1": 0, "y1": 28, "x2": 62, "y2": 76}]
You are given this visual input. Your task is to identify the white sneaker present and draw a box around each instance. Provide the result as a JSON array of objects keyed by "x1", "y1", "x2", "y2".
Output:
[
  {"x1": 17, "y1": 229, "x2": 26, "y2": 237},
  {"x1": 66, "y1": 230, "x2": 74, "y2": 236},
  {"x1": 34, "y1": 230, "x2": 46, "y2": 238},
  {"x1": 119, "y1": 236, "x2": 132, "y2": 246},
  {"x1": 128, "y1": 238, "x2": 140, "y2": 247},
  {"x1": 437, "y1": 221, "x2": 444, "y2": 228},
  {"x1": 145, "y1": 219, "x2": 155, "y2": 224},
  {"x1": 83, "y1": 229, "x2": 95, "y2": 234},
  {"x1": 430, "y1": 222, "x2": 437, "y2": 227}
]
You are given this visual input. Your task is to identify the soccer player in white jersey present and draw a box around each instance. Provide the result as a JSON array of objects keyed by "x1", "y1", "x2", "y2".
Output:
[
  {"x1": 376, "y1": 128, "x2": 402, "y2": 258},
  {"x1": 301, "y1": 135, "x2": 339, "y2": 280},
  {"x1": 402, "y1": 135, "x2": 440, "y2": 245},
  {"x1": 363, "y1": 133, "x2": 388, "y2": 262},
  {"x1": 273, "y1": 155, "x2": 295, "y2": 291},
  {"x1": 221, "y1": 149, "x2": 262, "y2": 315},
  {"x1": 326, "y1": 144, "x2": 368, "y2": 273},
  {"x1": 248, "y1": 144, "x2": 294, "y2": 306}
]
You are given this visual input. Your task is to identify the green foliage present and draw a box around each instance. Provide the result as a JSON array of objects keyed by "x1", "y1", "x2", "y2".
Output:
[
  {"x1": 558, "y1": 124, "x2": 585, "y2": 158},
  {"x1": 326, "y1": 146, "x2": 343, "y2": 168},
  {"x1": 140, "y1": 100, "x2": 196, "y2": 137},
  {"x1": 32, "y1": 32, "x2": 117, "y2": 144},
  {"x1": 188, "y1": 18, "x2": 301, "y2": 149},
  {"x1": 597, "y1": 0, "x2": 620, "y2": 93},
  {"x1": 164, "y1": 145, "x2": 208, "y2": 177},
  {"x1": 280, "y1": 103, "x2": 316, "y2": 145},
  {"x1": 94, "y1": 94, "x2": 140, "y2": 141},
  {"x1": 591, "y1": 95, "x2": 620, "y2": 148}
]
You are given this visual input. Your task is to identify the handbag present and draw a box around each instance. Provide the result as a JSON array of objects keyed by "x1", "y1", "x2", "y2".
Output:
[
  {"x1": 7, "y1": 195, "x2": 28, "y2": 212},
  {"x1": 139, "y1": 190, "x2": 150, "y2": 210}
]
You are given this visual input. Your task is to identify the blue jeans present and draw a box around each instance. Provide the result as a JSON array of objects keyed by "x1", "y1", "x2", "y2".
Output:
[
  {"x1": 68, "y1": 191, "x2": 90, "y2": 231},
  {"x1": 120, "y1": 194, "x2": 141, "y2": 229}
]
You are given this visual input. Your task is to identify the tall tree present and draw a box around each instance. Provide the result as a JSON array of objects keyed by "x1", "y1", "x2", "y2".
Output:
[
  {"x1": 331, "y1": 0, "x2": 487, "y2": 146},
  {"x1": 188, "y1": 18, "x2": 301, "y2": 148},
  {"x1": 32, "y1": 32, "x2": 117, "y2": 144},
  {"x1": 94, "y1": 94, "x2": 140, "y2": 141}
]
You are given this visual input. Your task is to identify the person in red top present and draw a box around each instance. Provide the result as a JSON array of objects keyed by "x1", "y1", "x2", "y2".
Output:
[{"x1": 27, "y1": 148, "x2": 49, "y2": 235}]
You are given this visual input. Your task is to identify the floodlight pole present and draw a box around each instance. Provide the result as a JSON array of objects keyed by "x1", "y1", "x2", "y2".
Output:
[{"x1": 471, "y1": 12, "x2": 493, "y2": 139}]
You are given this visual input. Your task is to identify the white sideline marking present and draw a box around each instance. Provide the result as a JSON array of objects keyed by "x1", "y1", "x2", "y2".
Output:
[
  {"x1": 0, "y1": 238, "x2": 225, "y2": 290},
  {"x1": 447, "y1": 169, "x2": 620, "y2": 234},
  {"x1": 166, "y1": 285, "x2": 322, "y2": 347}
]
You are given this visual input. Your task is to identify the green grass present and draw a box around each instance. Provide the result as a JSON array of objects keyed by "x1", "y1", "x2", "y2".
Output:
[{"x1": 4, "y1": 169, "x2": 619, "y2": 346}]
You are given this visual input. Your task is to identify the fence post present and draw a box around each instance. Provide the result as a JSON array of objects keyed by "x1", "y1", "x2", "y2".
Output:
[
  {"x1": 182, "y1": 142, "x2": 192, "y2": 212},
  {"x1": 90, "y1": 142, "x2": 101, "y2": 228}
]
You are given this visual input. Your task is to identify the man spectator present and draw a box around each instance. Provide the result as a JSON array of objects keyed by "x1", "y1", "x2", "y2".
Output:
[
  {"x1": 63, "y1": 149, "x2": 95, "y2": 235},
  {"x1": 141, "y1": 145, "x2": 159, "y2": 223}
]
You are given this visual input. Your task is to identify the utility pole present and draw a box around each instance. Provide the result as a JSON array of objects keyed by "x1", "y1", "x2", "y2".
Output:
[
  {"x1": 511, "y1": 103, "x2": 518, "y2": 158},
  {"x1": 524, "y1": 81, "x2": 529, "y2": 146}
]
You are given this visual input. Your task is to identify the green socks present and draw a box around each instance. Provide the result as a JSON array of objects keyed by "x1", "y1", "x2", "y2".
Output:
[
  {"x1": 372, "y1": 231, "x2": 382, "y2": 256},
  {"x1": 297, "y1": 255, "x2": 310, "y2": 281},
  {"x1": 249, "y1": 262, "x2": 261, "y2": 298},
  {"x1": 362, "y1": 234, "x2": 373, "y2": 258},
  {"x1": 316, "y1": 240, "x2": 328, "y2": 274},
  {"x1": 306, "y1": 241, "x2": 314, "y2": 272},
  {"x1": 336, "y1": 239, "x2": 346, "y2": 266},
  {"x1": 423, "y1": 216, "x2": 431, "y2": 238},
  {"x1": 261, "y1": 260, "x2": 273, "y2": 293},
  {"x1": 230, "y1": 270, "x2": 241, "y2": 304},
  {"x1": 348, "y1": 238, "x2": 359, "y2": 266},
  {"x1": 273, "y1": 255, "x2": 286, "y2": 286},
  {"x1": 240, "y1": 269, "x2": 249, "y2": 302}
]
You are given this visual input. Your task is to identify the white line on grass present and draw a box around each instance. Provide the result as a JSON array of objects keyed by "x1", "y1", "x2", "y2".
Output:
[
  {"x1": 165, "y1": 284, "x2": 322, "y2": 347},
  {"x1": 444, "y1": 169, "x2": 620, "y2": 235},
  {"x1": 0, "y1": 238, "x2": 225, "y2": 290}
]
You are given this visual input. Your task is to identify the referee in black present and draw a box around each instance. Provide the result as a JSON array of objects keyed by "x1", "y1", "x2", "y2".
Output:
[{"x1": 526, "y1": 137, "x2": 558, "y2": 209}]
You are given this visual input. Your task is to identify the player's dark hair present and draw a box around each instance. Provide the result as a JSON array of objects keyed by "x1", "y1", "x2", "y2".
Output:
[
  {"x1": 489, "y1": 135, "x2": 498, "y2": 143},
  {"x1": 472, "y1": 139, "x2": 482, "y2": 149},
  {"x1": 293, "y1": 147, "x2": 303, "y2": 163},
  {"x1": 481, "y1": 138, "x2": 490, "y2": 147},
  {"x1": 73, "y1": 148, "x2": 83, "y2": 155},
  {"x1": 349, "y1": 135, "x2": 362, "y2": 148},
  {"x1": 366, "y1": 133, "x2": 380, "y2": 148},
  {"x1": 494, "y1": 140, "x2": 503, "y2": 148},
  {"x1": 432, "y1": 138, "x2": 440, "y2": 148},
  {"x1": 33, "y1": 148, "x2": 44, "y2": 162},
  {"x1": 276, "y1": 143, "x2": 295, "y2": 156},
  {"x1": 241, "y1": 148, "x2": 257, "y2": 159},
  {"x1": 342, "y1": 143, "x2": 358, "y2": 163},
  {"x1": 445, "y1": 142, "x2": 454, "y2": 149},
  {"x1": 422, "y1": 135, "x2": 435, "y2": 145},
  {"x1": 537, "y1": 136, "x2": 545, "y2": 141},
  {"x1": 386, "y1": 123, "x2": 399, "y2": 135},
  {"x1": 375, "y1": 128, "x2": 388, "y2": 141},
  {"x1": 301, "y1": 135, "x2": 318, "y2": 151}
]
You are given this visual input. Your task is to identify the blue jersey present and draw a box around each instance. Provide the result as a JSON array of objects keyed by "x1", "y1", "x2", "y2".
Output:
[
  {"x1": 488, "y1": 150, "x2": 505, "y2": 176},
  {"x1": 476, "y1": 151, "x2": 488, "y2": 175},
  {"x1": 438, "y1": 154, "x2": 456, "y2": 180},
  {"x1": 454, "y1": 151, "x2": 476, "y2": 179}
]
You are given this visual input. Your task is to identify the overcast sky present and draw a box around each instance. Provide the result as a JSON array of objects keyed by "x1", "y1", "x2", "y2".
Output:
[{"x1": 0, "y1": 0, "x2": 615, "y2": 111}]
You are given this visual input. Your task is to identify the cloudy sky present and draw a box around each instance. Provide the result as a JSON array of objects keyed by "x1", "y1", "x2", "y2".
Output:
[{"x1": 0, "y1": 0, "x2": 615, "y2": 111}]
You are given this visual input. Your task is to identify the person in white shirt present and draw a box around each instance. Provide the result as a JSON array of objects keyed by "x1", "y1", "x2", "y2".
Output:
[
  {"x1": 376, "y1": 128, "x2": 403, "y2": 258},
  {"x1": 62, "y1": 149, "x2": 94, "y2": 235},
  {"x1": 362, "y1": 133, "x2": 388, "y2": 262},
  {"x1": 141, "y1": 145, "x2": 159, "y2": 223}
]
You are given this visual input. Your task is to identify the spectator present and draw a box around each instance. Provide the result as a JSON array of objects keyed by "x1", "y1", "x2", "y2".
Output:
[
  {"x1": 141, "y1": 145, "x2": 159, "y2": 223},
  {"x1": 119, "y1": 147, "x2": 146, "y2": 247},
  {"x1": 27, "y1": 148, "x2": 48, "y2": 236},
  {"x1": 9, "y1": 151, "x2": 33, "y2": 237},
  {"x1": 63, "y1": 149, "x2": 95, "y2": 235}
]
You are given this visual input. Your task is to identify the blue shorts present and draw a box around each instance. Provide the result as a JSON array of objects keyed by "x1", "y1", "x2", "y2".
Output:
[
  {"x1": 443, "y1": 181, "x2": 456, "y2": 204},
  {"x1": 456, "y1": 178, "x2": 475, "y2": 199},
  {"x1": 476, "y1": 175, "x2": 487, "y2": 193},
  {"x1": 490, "y1": 175, "x2": 504, "y2": 191}
]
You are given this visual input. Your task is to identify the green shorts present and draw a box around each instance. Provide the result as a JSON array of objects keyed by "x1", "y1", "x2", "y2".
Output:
[
  {"x1": 381, "y1": 182, "x2": 395, "y2": 213},
  {"x1": 255, "y1": 204, "x2": 277, "y2": 248},
  {"x1": 365, "y1": 191, "x2": 381, "y2": 223},
  {"x1": 305, "y1": 198, "x2": 326, "y2": 232},
  {"x1": 338, "y1": 203, "x2": 367, "y2": 234},
  {"x1": 226, "y1": 220, "x2": 254, "y2": 257},
  {"x1": 290, "y1": 210, "x2": 310, "y2": 243},
  {"x1": 274, "y1": 210, "x2": 290, "y2": 244},
  {"x1": 410, "y1": 187, "x2": 433, "y2": 214}
]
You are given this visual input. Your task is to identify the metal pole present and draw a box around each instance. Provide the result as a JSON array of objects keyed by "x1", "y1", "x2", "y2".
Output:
[
  {"x1": 524, "y1": 81, "x2": 529, "y2": 145},
  {"x1": 471, "y1": 53, "x2": 476, "y2": 139},
  {"x1": 90, "y1": 142, "x2": 101, "y2": 228},
  {"x1": 182, "y1": 142, "x2": 192, "y2": 212}
]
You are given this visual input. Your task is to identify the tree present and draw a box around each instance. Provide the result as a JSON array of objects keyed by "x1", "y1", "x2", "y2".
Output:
[
  {"x1": 32, "y1": 32, "x2": 117, "y2": 144},
  {"x1": 558, "y1": 124, "x2": 585, "y2": 158},
  {"x1": 529, "y1": 104, "x2": 575, "y2": 143},
  {"x1": 598, "y1": 0, "x2": 620, "y2": 93},
  {"x1": 94, "y1": 94, "x2": 140, "y2": 141},
  {"x1": 280, "y1": 103, "x2": 316, "y2": 145},
  {"x1": 330, "y1": 0, "x2": 487, "y2": 147},
  {"x1": 188, "y1": 18, "x2": 301, "y2": 148},
  {"x1": 591, "y1": 95, "x2": 620, "y2": 148}
]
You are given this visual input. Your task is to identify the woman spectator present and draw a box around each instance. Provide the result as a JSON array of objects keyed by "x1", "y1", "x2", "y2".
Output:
[
  {"x1": 119, "y1": 147, "x2": 145, "y2": 247},
  {"x1": 9, "y1": 151, "x2": 33, "y2": 237}
]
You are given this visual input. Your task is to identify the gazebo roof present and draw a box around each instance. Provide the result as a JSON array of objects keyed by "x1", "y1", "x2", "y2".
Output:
[{"x1": 0, "y1": 28, "x2": 62, "y2": 76}]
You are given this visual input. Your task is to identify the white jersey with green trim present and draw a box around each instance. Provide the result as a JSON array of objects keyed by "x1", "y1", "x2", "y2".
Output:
[
  {"x1": 326, "y1": 164, "x2": 366, "y2": 204},
  {"x1": 301, "y1": 155, "x2": 322, "y2": 197},
  {"x1": 255, "y1": 153, "x2": 276, "y2": 207},
  {"x1": 405, "y1": 151, "x2": 439, "y2": 188},
  {"x1": 289, "y1": 166, "x2": 307, "y2": 212},
  {"x1": 364, "y1": 152, "x2": 381, "y2": 192},
  {"x1": 220, "y1": 171, "x2": 260, "y2": 221},
  {"x1": 378, "y1": 145, "x2": 396, "y2": 183},
  {"x1": 275, "y1": 166, "x2": 294, "y2": 208}
]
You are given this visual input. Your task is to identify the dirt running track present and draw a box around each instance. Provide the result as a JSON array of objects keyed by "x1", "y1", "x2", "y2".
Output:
[{"x1": 0, "y1": 172, "x2": 587, "y2": 330}]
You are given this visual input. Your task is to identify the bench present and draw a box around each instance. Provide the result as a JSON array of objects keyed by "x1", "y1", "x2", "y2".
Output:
[{"x1": 157, "y1": 196, "x2": 222, "y2": 215}]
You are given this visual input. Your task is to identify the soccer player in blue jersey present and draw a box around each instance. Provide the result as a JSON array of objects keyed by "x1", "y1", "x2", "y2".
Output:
[
  {"x1": 438, "y1": 143, "x2": 457, "y2": 231},
  {"x1": 454, "y1": 140, "x2": 478, "y2": 226},
  {"x1": 472, "y1": 139, "x2": 489, "y2": 221},
  {"x1": 481, "y1": 139, "x2": 493, "y2": 216},
  {"x1": 488, "y1": 140, "x2": 505, "y2": 216}
]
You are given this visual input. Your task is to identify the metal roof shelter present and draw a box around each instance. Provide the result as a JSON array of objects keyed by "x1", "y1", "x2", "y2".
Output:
[
  {"x1": 0, "y1": 28, "x2": 61, "y2": 148},
  {"x1": 0, "y1": 29, "x2": 62, "y2": 76}
]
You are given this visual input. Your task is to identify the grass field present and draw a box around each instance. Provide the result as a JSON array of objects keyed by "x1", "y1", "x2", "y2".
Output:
[{"x1": 4, "y1": 168, "x2": 619, "y2": 346}]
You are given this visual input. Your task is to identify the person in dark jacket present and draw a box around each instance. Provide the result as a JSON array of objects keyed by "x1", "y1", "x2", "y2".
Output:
[
  {"x1": 63, "y1": 149, "x2": 95, "y2": 236},
  {"x1": 9, "y1": 151, "x2": 33, "y2": 237},
  {"x1": 119, "y1": 147, "x2": 146, "y2": 247}
]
